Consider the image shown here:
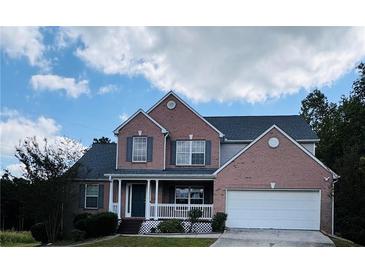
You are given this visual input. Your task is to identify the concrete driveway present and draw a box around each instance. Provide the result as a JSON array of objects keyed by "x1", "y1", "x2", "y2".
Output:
[{"x1": 211, "y1": 229, "x2": 335, "y2": 247}]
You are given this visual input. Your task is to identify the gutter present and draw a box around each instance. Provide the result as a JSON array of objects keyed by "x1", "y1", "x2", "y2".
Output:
[
  {"x1": 104, "y1": 173, "x2": 216, "y2": 180},
  {"x1": 332, "y1": 177, "x2": 340, "y2": 235}
]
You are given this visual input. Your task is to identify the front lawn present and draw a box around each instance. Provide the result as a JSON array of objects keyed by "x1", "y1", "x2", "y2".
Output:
[
  {"x1": 0, "y1": 231, "x2": 39, "y2": 247},
  {"x1": 81, "y1": 235, "x2": 216, "y2": 247},
  {"x1": 329, "y1": 236, "x2": 362, "y2": 247}
]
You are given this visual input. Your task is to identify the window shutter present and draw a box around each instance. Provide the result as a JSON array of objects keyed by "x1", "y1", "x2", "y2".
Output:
[
  {"x1": 126, "y1": 137, "x2": 133, "y2": 162},
  {"x1": 170, "y1": 140, "x2": 176, "y2": 165},
  {"x1": 205, "y1": 140, "x2": 211, "y2": 165},
  {"x1": 79, "y1": 184, "x2": 85, "y2": 208},
  {"x1": 98, "y1": 184, "x2": 104, "y2": 209},
  {"x1": 147, "y1": 137, "x2": 153, "y2": 162}
]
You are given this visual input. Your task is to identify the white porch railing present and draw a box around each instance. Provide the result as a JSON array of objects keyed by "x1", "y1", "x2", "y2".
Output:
[
  {"x1": 112, "y1": 203, "x2": 118, "y2": 214},
  {"x1": 150, "y1": 204, "x2": 213, "y2": 220}
]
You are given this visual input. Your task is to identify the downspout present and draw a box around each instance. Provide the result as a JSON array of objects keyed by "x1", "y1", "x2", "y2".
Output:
[
  {"x1": 115, "y1": 133, "x2": 119, "y2": 169},
  {"x1": 332, "y1": 178, "x2": 339, "y2": 235},
  {"x1": 163, "y1": 133, "x2": 168, "y2": 170}
]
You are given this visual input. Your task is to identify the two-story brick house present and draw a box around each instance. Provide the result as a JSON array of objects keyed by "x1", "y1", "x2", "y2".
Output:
[{"x1": 74, "y1": 91, "x2": 338, "y2": 234}]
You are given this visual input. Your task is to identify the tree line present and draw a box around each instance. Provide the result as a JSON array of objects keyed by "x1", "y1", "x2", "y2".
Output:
[{"x1": 300, "y1": 63, "x2": 365, "y2": 244}]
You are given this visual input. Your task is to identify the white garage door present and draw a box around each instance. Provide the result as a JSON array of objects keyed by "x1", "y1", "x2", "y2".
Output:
[{"x1": 226, "y1": 190, "x2": 321, "y2": 230}]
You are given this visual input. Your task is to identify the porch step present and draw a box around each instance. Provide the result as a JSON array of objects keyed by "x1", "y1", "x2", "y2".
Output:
[{"x1": 117, "y1": 218, "x2": 144, "y2": 234}]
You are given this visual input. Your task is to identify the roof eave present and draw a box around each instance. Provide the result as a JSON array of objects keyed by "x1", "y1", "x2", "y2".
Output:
[
  {"x1": 113, "y1": 109, "x2": 168, "y2": 135},
  {"x1": 147, "y1": 91, "x2": 225, "y2": 138},
  {"x1": 104, "y1": 173, "x2": 216, "y2": 179}
]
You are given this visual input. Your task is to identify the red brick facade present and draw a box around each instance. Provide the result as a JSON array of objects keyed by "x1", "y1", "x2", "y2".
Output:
[
  {"x1": 117, "y1": 112, "x2": 165, "y2": 169},
  {"x1": 214, "y1": 127, "x2": 333, "y2": 233},
  {"x1": 148, "y1": 94, "x2": 220, "y2": 168}
]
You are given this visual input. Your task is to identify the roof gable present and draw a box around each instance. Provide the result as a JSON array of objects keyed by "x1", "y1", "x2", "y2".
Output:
[
  {"x1": 113, "y1": 109, "x2": 168, "y2": 135},
  {"x1": 214, "y1": 124, "x2": 338, "y2": 178},
  {"x1": 147, "y1": 91, "x2": 224, "y2": 137}
]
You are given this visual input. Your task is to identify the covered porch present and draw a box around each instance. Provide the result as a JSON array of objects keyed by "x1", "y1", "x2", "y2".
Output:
[{"x1": 108, "y1": 178, "x2": 214, "y2": 220}]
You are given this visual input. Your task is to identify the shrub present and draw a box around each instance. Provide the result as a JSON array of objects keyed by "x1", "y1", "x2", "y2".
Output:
[
  {"x1": 157, "y1": 219, "x2": 185, "y2": 233},
  {"x1": 30, "y1": 223, "x2": 48, "y2": 244},
  {"x1": 73, "y1": 213, "x2": 92, "y2": 231},
  {"x1": 70, "y1": 229, "x2": 86, "y2": 242},
  {"x1": 188, "y1": 208, "x2": 203, "y2": 233},
  {"x1": 85, "y1": 212, "x2": 118, "y2": 238},
  {"x1": 211, "y1": 212, "x2": 227, "y2": 232},
  {"x1": 0, "y1": 231, "x2": 36, "y2": 246}
]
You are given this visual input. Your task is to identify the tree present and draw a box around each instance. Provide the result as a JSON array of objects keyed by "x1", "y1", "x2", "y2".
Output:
[
  {"x1": 188, "y1": 208, "x2": 202, "y2": 233},
  {"x1": 300, "y1": 63, "x2": 365, "y2": 244},
  {"x1": 93, "y1": 137, "x2": 111, "y2": 144},
  {"x1": 13, "y1": 136, "x2": 85, "y2": 242},
  {"x1": 0, "y1": 171, "x2": 34, "y2": 231}
]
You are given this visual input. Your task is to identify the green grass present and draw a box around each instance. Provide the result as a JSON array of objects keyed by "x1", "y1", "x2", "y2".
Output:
[
  {"x1": 0, "y1": 231, "x2": 39, "y2": 247},
  {"x1": 329, "y1": 236, "x2": 362, "y2": 247},
  {"x1": 82, "y1": 236, "x2": 216, "y2": 247}
]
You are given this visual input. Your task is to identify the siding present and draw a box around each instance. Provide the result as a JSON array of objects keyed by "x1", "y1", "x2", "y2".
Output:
[
  {"x1": 300, "y1": 142, "x2": 316, "y2": 155},
  {"x1": 220, "y1": 143, "x2": 248, "y2": 165}
]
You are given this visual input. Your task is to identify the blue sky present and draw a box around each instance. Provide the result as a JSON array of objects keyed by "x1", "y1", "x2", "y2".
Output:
[{"x1": 1, "y1": 27, "x2": 365, "y2": 174}]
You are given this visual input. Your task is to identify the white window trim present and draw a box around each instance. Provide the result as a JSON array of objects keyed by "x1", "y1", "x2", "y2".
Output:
[
  {"x1": 176, "y1": 140, "x2": 206, "y2": 166},
  {"x1": 85, "y1": 184, "x2": 99, "y2": 209},
  {"x1": 132, "y1": 136, "x2": 148, "y2": 163},
  {"x1": 174, "y1": 186, "x2": 205, "y2": 205}
]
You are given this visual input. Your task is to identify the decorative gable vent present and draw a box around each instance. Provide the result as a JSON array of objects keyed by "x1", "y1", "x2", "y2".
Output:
[{"x1": 166, "y1": 100, "x2": 176, "y2": 110}]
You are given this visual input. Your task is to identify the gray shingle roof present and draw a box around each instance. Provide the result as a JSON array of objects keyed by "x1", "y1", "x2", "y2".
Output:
[
  {"x1": 204, "y1": 115, "x2": 318, "y2": 141},
  {"x1": 74, "y1": 143, "x2": 216, "y2": 179},
  {"x1": 74, "y1": 115, "x2": 317, "y2": 180},
  {"x1": 74, "y1": 143, "x2": 116, "y2": 180}
]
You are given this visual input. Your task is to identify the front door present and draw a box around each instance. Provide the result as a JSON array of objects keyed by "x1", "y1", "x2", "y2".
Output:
[{"x1": 131, "y1": 184, "x2": 146, "y2": 217}]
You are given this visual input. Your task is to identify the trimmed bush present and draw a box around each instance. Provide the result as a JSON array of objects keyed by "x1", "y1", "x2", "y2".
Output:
[
  {"x1": 85, "y1": 212, "x2": 118, "y2": 238},
  {"x1": 73, "y1": 213, "x2": 92, "y2": 231},
  {"x1": 72, "y1": 212, "x2": 118, "y2": 238},
  {"x1": 70, "y1": 229, "x2": 86, "y2": 242},
  {"x1": 157, "y1": 219, "x2": 185, "y2": 233},
  {"x1": 211, "y1": 212, "x2": 227, "y2": 232},
  {"x1": 30, "y1": 222, "x2": 48, "y2": 244}
]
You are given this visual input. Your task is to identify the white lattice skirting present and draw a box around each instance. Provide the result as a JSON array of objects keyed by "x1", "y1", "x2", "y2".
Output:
[{"x1": 139, "y1": 220, "x2": 212, "y2": 234}]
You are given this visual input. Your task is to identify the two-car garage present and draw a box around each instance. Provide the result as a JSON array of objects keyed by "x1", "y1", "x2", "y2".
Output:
[{"x1": 226, "y1": 190, "x2": 321, "y2": 230}]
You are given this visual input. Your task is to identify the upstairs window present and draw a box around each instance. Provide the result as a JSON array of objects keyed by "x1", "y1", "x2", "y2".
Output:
[
  {"x1": 132, "y1": 137, "x2": 147, "y2": 162},
  {"x1": 176, "y1": 140, "x2": 205, "y2": 165}
]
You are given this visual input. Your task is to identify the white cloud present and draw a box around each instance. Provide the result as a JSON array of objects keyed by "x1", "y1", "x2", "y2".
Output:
[
  {"x1": 118, "y1": 113, "x2": 129, "y2": 122},
  {"x1": 0, "y1": 27, "x2": 50, "y2": 70},
  {"x1": 30, "y1": 74, "x2": 89, "y2": 98},
  {"x1": 0, "y1": 110, "x2": 61, "y2": 157},
  {"x1": 1, "y1": 163, "x2": 26, "y2": 178},
  {"x1": 0, "y1": 109, "x2": 86, "y2": 177},
  {"x1": 98, "y1": 84, "x2": 118, "y2": 95},
  {"x1": 60, "y1": 27, "x2": 365, "y2": 103}
]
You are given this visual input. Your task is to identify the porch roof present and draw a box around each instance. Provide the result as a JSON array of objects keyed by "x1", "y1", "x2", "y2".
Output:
[{"x1": 105, "y1": 168, "x2": 217, "y2": 179}]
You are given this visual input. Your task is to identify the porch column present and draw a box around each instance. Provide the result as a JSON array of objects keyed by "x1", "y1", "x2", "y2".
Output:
[
  {"x1": 154, "y1": 180, "x2": 159, "y2": 220},
  {"x1": 108, "y1": 178, "x2": 113, "y2": 212},
  {"x1": 145, "y1": 179, "x2": 151, "y2": 220},
  {"x1": 118, "y1": 179, "x2": 122, "y2": 219}
]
